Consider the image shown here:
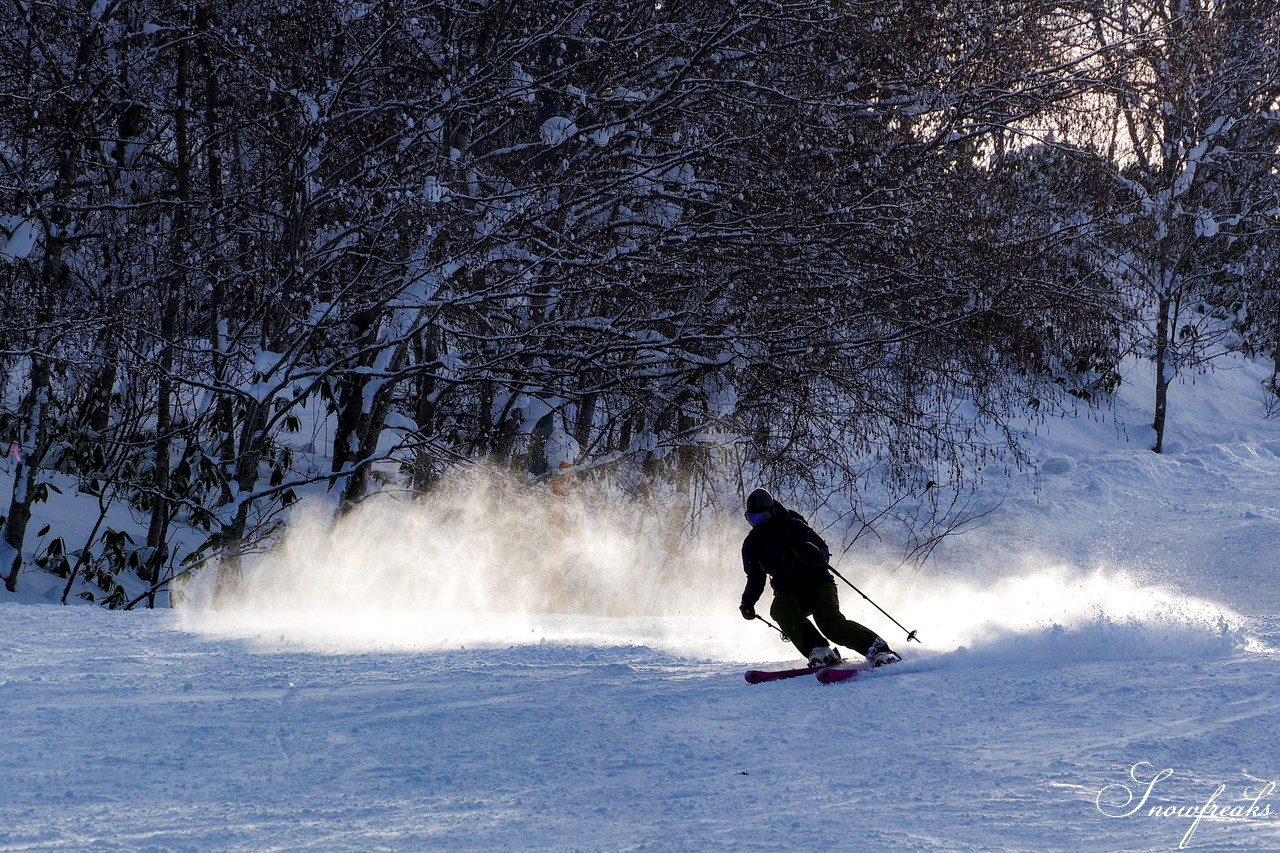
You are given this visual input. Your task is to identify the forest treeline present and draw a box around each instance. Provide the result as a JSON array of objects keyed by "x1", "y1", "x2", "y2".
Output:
[{"x1": 1, "y1": 0, "x2": 1278, "y2": 605}]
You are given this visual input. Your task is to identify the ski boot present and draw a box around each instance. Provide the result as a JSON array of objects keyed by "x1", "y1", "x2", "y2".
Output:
[
  {"x1": 865, "y1": 638, "x2": 902, "y2": 667},
  {"x1": 807, "y1": 646, "x2": 842, "y2": 668}
]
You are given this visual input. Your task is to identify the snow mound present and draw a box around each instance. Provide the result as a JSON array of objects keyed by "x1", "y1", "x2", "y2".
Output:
[{"x1": 901, "y1": 565, "x2": 1252, "y2": 666}]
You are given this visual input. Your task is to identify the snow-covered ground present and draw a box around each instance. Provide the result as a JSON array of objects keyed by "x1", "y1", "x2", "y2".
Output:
[{"x1": 5, "y1": 356, "x2": 1280, "y2": 851}]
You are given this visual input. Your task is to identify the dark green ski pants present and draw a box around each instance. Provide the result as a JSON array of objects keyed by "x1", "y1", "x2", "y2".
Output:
[{"x1": 770, "y1": 582, "x2": 880, "y2": 659}]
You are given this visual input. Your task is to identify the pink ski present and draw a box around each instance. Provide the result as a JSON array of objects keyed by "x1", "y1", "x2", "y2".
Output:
[
  {"x1": 744, "y1": 661, "x2": 877, "y2": 684},
  {"x1": 744, "y1": 665, "x2": 819, "y2": 684},
  {"x1": 816, "y1": 663, "x2": 873, "y2": 684}
]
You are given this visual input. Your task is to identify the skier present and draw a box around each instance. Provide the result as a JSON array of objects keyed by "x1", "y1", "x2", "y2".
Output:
[{"x1": 738, "y1": 488, "x2": 901, "y2": 667}]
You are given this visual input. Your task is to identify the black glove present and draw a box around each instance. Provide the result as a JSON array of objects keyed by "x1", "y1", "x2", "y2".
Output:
[{"x1": 740, "y1": 602, "x2": 756, "y2": 620}]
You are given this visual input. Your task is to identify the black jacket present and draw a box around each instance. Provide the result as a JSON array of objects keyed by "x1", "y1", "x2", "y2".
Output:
[{"x1": 740, "y1": 502, "x2": 834, "y2": 607}]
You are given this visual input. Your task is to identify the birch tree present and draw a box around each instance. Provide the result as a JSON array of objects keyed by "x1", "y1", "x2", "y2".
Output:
[{"x1": 1088, "y1": 0, "x2": 1280, "y2": 451}]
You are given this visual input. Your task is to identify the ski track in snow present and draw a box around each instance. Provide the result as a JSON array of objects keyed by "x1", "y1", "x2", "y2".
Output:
[{"x1": 2, "y1": 604, "x2": 1280, "y2": 852}]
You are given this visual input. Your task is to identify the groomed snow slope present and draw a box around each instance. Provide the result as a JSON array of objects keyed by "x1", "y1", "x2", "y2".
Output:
[{"x1": 4, "y1": 356, "x2": 1280, "y2": 852}]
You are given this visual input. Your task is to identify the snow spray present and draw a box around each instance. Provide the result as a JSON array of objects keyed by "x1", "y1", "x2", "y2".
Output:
[
  {"x1": 177, "y1": 469, "x2": 772, "y2": 657},
  {"x1": 177, "y1": 470, "x2": 1252, "y2": 663}
]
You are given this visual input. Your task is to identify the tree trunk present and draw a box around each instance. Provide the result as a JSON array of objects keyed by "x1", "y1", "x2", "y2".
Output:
[
  {"x1": 198, "y1": 4, "x2": 236, "y2": 501},
  {"x1": 144, "y1": 10, "x2": 194, "y2": 604},
  {"x1": 2, "y1": 357, "x2": 50, "y2": 592},
  {"x1": 339, "y1": 343, "x2": 408, "y2": 512},
  {"x1": 3, "y1": 114, "x2": 78, "y2": 591},
  {"x1": 331, "y1": 309, "x2": 379, "y2": 478},
  {"x1": 1152, "y1": 289, "x2": 1172, "y2": 454},
  {"x1": 574, "y1": 392, "x2": 596, "y2": 453},
  {"x1": 213, "y1": 400, "x2": 267, "y2": 603},
  {"x1": 411, "y1": 325, "x2": 442, "y2": 494},
  {"x1": 213, "y1": 500, "x2": 251, "y2": 608}
]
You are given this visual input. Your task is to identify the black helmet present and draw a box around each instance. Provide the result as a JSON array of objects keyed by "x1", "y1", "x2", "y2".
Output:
[
  {"x1": 745, "y1": 488, "x2": 775, "y2": 514},
  {"x1": 745, "y1": 488, "x2": 777, "y2": 525}
]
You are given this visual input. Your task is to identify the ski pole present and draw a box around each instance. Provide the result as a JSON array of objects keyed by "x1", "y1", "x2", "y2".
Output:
[
  {"x1": 753, "y1": 614, "x2": 790, "y2": 643},
  {"x1": 825, "y1": 563, "x2": 920, "y2": 644},
  {"x1": 799, "y1": 541, "x2": 919, "y2": 643}
]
